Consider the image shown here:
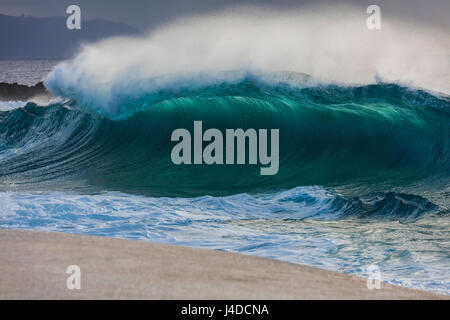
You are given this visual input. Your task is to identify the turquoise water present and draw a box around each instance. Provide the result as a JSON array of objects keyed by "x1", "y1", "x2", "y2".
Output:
[{"x1": 0, "y1": 73, "x2": 449, "y2": 294}]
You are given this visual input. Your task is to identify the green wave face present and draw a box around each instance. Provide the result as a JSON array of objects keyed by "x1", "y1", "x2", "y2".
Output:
[{"x1": 0, "y1": 79, "x2": 449, "y2": 197}]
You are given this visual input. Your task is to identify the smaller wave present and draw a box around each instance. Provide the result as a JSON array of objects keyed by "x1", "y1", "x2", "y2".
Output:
[
  {"x1": 0, "y1": 100, "x2": 27, "y2": 112},
  {"x1": 0, "y1": 96, "x2": 67, "y2": 112},
  {"x1": 271, "y1": 187, "x2": 444, "y2": 221},
  {"x1": 330, "y1": 192, "x2": 443, "y2": 220}
]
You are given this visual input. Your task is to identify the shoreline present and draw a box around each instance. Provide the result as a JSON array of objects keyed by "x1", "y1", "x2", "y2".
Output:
[{"x1": 0, "y1": 229, "x2": 447, "y2": 299}]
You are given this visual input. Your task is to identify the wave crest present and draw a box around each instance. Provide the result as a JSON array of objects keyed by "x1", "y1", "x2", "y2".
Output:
[{"x1": 44, "y1": 6, "x2": 450, "y2": 116}]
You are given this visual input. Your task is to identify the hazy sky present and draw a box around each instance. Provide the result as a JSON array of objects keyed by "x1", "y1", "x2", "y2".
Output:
[{"x1": 0, "y1": 0, "x2": 449, "y2": 31}]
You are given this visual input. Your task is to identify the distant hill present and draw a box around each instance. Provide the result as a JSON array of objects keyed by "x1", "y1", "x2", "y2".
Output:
[{"x1": 0, "y1": 14, "x2": 140, "y2": 60}]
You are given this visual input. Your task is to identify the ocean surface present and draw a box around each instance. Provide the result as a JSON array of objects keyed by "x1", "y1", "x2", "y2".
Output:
[
  {"x1": 0, "y1": 60, "x2": 60, "y2": 85},
  {"x1": 0, "y1": 60, "x2": 449, "y2": 295}
]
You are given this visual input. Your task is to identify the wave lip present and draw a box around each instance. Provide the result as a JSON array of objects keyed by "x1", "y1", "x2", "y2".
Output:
[{"x1": 44, "y1": 5, "x2": 450, "y2": 109}]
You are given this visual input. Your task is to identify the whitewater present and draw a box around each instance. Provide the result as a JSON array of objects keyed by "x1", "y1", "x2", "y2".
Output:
[{"x1": 0, "y1": 6, "x2": 449, "y2": 294}]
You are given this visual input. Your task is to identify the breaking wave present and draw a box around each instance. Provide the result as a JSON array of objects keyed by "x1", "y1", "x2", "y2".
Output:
[{"x1": 1, "y1": 78, "x2": 449, "y2": 203}]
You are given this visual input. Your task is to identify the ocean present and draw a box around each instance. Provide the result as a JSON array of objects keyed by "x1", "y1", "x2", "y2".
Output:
[
  {"x1": 0, "y1": 60, "x2": 60, "y2": 86},
  {"x1": 0, "y1": 59, "x2": 449, "y2": 295}
]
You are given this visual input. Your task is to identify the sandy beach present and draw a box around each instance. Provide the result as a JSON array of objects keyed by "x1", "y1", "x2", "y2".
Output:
[{"x1": 0, "y1": 229, "x2": 446, "y2": 300}]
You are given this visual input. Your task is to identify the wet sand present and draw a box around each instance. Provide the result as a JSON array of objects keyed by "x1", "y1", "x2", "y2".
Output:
[{"x1": 0, "y1": 229, "x2": 446, "y2": 299}]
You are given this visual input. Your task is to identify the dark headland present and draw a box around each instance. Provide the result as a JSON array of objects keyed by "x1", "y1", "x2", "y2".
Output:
[{"x1": 0, "y1": 82, "x2": 49, "y2": 101}]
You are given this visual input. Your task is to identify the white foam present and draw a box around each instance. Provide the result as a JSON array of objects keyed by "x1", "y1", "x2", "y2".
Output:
[
  {"x1": 0, "y1": 96, "x2": 67, "y2": 112},
  {"x1": 0, "y1": 100, "x2": 27, "y2": 111},
  {"x1": 45, "y1": 5, "x2": 450, "y2": 114}
]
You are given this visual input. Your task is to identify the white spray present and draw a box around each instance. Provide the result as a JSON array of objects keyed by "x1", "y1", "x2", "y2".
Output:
[{"x1": 45, "y1": 5, "x2": 450, "y2": 115}]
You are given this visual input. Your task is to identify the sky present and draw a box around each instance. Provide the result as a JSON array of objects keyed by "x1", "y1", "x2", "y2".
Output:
[{"x1": 0, "y1": 0, "x2": 449, "y2": 32}]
